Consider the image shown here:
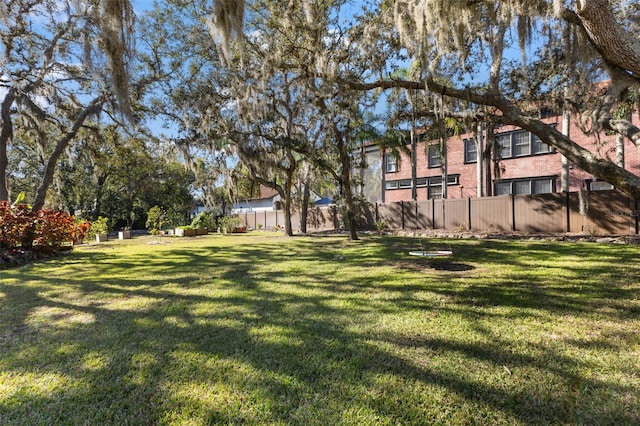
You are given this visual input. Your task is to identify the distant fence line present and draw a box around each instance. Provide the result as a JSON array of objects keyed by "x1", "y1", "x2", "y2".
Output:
[{"x1": 238, "y1": 190, "x2": 640, "y2": 235}]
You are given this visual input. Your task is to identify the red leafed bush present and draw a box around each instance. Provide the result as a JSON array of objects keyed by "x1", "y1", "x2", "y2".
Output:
[
  {"x1": 34, "y1": 209, "x2": 75, "y2": 248},
  {"x1": 72, "y1": 219, "x2": 91, "y2": 244},
  {"x1": 0, "y1": 202, "x2": 79, "y2": 250},
  {"x1": 0, "y1": 201, "x2": 33, "y2": 249}
]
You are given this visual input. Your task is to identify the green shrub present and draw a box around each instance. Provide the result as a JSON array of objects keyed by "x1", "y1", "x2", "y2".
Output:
[
  {"x1": 190, "y1": 211, "x2": 215, "y2": 229},
  {"x1": 87, "y1": 217, "x2": 109, "y2": 240},
  {"x1": 218, "y1": 215, "x2": 242, "y2": 233},
  {"x1": 146, "y1": 206, "x2": 167, "y2": 231}
]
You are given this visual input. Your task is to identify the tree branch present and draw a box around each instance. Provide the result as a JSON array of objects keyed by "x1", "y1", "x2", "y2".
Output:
[
  {"x1": 576, "y1": 0, "x2": 640, "y2": 78},
  {"x1": 349, "y1": 75, "x2": 640, "y2": 198},
  {"x1": 32, "y1": 95, "x2": 108, "y2": 210}
]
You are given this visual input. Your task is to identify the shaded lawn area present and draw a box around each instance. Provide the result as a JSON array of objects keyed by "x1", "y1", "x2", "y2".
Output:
[{"x1": 1, "y1": 233, "x2": 639, "y2": 425}]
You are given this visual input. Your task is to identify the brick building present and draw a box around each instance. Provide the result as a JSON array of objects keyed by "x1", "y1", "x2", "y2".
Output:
[{"x1": 361, "y1": 111, "x2": 640, "y2": 204}]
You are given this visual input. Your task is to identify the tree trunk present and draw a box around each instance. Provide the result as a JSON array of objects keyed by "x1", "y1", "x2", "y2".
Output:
[
  {"x1": 616, "y1": 133, "x2": 625, "y2": 167},
  {"x1": 283, "y1": 172, "x2": 294, "y2": 237},
  {"x1": 93, "y1": 173, "x2": 108, "y2": 219},
  {"x1": 32, "y1": 96, "x2": 105, "y2": 211},
  {"x1": 0, "y1": 88, "x2": 16, "y2": 201},
  {"x1": 300, "y1": 165, "x2": 311, "y2": 234},
  {"x1": 411, "y1": 122, "x2": 417, "y2": 201},
  {"x1": 475, "y1": 122, "x2": 484, "y2": 197},
  {"x1": 484, "y1": 124, "x2": 495, "y2": 196},
  {"x1": 561, "y1": 108, "x2": 571, "y2": 191},
  {"x1": 440, "y1": 138, "x2": 448, "y2": 199},
  {"x1": 19, "y1": 97, "x2": 106, "y2": 249},
  {"x1": 337, "y1": 138, "x2": 358, "y2": 241}
]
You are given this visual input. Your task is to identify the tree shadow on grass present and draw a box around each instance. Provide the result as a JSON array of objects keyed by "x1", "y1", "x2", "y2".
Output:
[{"x1": 1, "y1": 236, "x2": 639, "y2": 424}]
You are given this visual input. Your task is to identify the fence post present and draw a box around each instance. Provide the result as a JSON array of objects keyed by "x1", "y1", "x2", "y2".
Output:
[
  {"x1": 442, "y1": 199, "x2": 446, "y2": 230},
  {"x1": 565, "y1": 192, "x2": 571, "y2": 233},
  {"x1": 635, "y1": 198, "x2": 639, "y2": 235},
  {"x1": 401, "y1": 201, "x2": 405, "y2": 230},
  {"x1": 467, "y1": 197, "x2": 472, "y2": 230},
  {"x1": 511, "y1": 194, "x2": 516, "y2": 231},
  {"x1": 431, "y1": 199, "x2": 435, "y2": 229}
]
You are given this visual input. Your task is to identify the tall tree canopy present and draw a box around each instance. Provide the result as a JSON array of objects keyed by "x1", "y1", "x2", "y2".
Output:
[
  {"x1": 0, "y1": 0, "x2": 135, "y2": 209},
  {"x1": 210, "y1": 0, "x2": 640, "y2": 198},
  {"x1": 354, "y1": 0, "x2": 640, "y2": 196},
  {"x1": 143, "y1": 0, "x2": 379, "y2": 239}
]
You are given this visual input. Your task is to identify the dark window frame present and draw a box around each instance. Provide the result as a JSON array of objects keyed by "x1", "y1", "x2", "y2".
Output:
[
  {"x1": 427, "y1": 145, "x2": 442, "y2": 168},
  {"x1": 428, "y1": 185, "x2": 443, "y2": 199},
  {"x1": 385, "y1": 152, "x2": 399, "y2": 173},
  {"x1": 587, "y1": 179, "x2": 615, "y2": 191},
  {"x1": 463, "y1": 138, "x2": 477, "y2": 163},
  {"x1": 493, "y1": 176, "x2": 556, "y2": 195},
  {"x1": 495, "y1": 130, "x2": 553, "y2": 159},
  {"x1": 398, "y1": 179, "x2": 412, "y2": 189},
  {"x1": 384, "y1": 174, "x2": 460, "y2": 192}
]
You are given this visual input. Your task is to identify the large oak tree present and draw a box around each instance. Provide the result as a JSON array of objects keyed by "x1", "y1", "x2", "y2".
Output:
[
  {"x1": 0, "y1": 0, "x2": 134, "y2": 209},
  {"x1": 210, "y1": 0, "x2": 640, "y2": 197},
  {"x1": 353, "y1": 0, "x2": 640, "y2": 196}
]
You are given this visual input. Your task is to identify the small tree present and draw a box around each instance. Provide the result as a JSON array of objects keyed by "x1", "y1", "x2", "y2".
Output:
[
  {"x1": 86, "y1": 217, "x2": 109, "y2": 240},
  {"x1": 146, "y1": 206, "x2": 167, "y2": 234}
]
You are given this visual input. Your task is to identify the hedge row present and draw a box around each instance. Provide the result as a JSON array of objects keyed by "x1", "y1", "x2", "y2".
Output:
[{"x1": 0, "y1": 201, "x2": 90, "y2": 250}]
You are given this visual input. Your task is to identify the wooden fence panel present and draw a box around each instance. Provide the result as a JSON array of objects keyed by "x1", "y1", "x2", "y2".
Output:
[
  {"x1": 443, "y1": 198, "x2": 469, "y2": 230},
  {"x1": 290, "y1": 211, "x2": 301, "y2": 231},
  {"x1": 262, "y1": 211, "x2": 276, "y2": 229},
  {"x1": 568, "y1": 190, "x2": 636, "y2": 234},
  {"x1": 378, "y1": 203, "x2": 403, "y2": 229},
  {"x1": 362, "y1": 204, "x2": 376, "y2": 230},
  {"x1": 470, "y1": 196, "x2": 512, "y2": 231},
  {"x1": 307, "y1": 206, "x2": 339, "y2": 231},
  {"x1": 433, "y1": 199, "x2": 445, "y2": 229},
  {"x1": 403, "y1": 201, "x2": 420, "y2": 229},
  {"x1": 514, "y1": 193, "x2": 566, "y2": 233},
  {"x1": 307, "y1": 207, "x2": 327, "y2": 230},
  {"x1": 246, "y1": 212, "x2": 256, "y2": 229},
  {"x1": 416, "y1": 201, "x2": 434, "y2": 230}
]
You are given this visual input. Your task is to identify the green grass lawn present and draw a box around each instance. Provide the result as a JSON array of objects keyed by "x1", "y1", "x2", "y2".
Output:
[{"x1": 1, "y1": 233, "x2": 639, "y2": 425}]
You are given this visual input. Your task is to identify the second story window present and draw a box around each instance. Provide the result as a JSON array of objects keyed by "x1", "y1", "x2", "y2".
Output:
[
  {"x1": 513, "y1": 131, "x2": 530, "y2": 156},
  {"x1": 497, "y1": 134, "x2": 511, "y2": 158},
  {"x1": 428, "y1": 145, "x2": 441, "y2": 168},
  {"x1": 385, "y1": 152, "x2": 398, "y2": 173},
  {"x1": 464, "y1": 138, "x2": 477, "y2": 163},
  {"x1": 532, "y1": 134, "x2": 553, "y2": 154},
  {"x1": 496, "y1": 130, "x2": 553, "y2": 159}
]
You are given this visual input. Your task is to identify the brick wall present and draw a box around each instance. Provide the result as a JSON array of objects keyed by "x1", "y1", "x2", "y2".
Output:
[{"x1": 381, "y1": 111, "x2": 640, "y2": 201}]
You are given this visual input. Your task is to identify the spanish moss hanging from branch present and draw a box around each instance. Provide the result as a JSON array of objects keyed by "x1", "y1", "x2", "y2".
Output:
[
  {"x1": 94, "y1": 0, "x2": 135, "y2": 120},
  {"x1": 208, "y1": 0, "x2": 245, "y2": 64}
]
